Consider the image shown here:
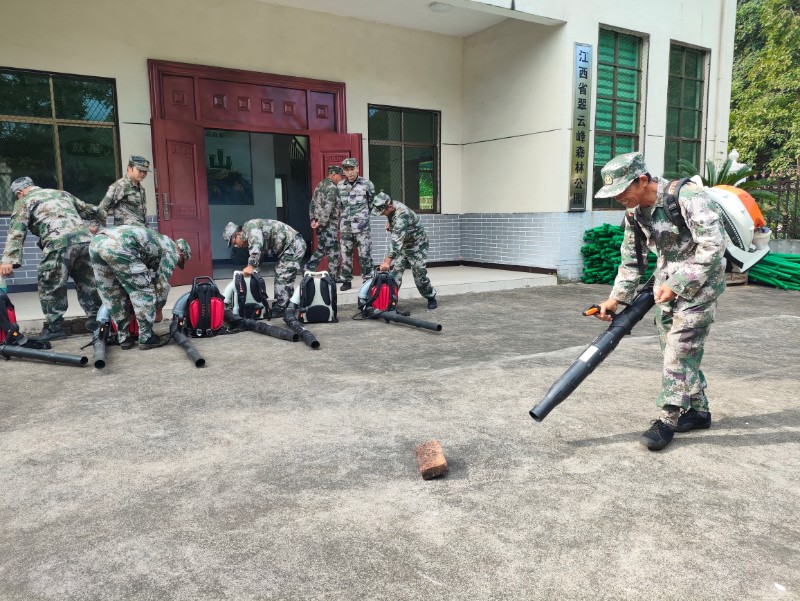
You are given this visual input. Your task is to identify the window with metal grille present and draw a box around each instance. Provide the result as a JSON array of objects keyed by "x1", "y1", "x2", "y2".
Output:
[
  {"x1": 0, "y1": 67, "x2": 120, "y2": 214},
  {"x1": 664, "y1": 46, "x2": 706, "y2": 176},
  {"x1": 593, "y1": 29, "x2": 644, "y2": 209},
  {"x1": 367, "y1": 105, "x2": 439, "y2": 213}
]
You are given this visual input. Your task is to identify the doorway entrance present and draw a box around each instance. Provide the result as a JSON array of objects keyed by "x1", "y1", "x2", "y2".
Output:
[
  {"x1": 148, "y1": 60, "x2": 361, "y2": 284},
  {"x1": 205, "y1": 129, "x2": 310, "y2": 277}
]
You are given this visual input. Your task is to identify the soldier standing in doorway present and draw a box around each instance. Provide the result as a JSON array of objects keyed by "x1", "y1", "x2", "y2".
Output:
[
  {"x1": 306, "y1": 164, "x2": 344, "y2": 280},
  {"x1": 98, "y1": 155, "x2": 151, "y2": 227},
  {"x1": 337, "y1": 158, "x2": 375, "y2": 291}
]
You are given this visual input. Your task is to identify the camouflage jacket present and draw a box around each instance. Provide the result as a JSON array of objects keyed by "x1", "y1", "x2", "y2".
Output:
[
  {"x1": 98, "y1": 176, "x2": 148, "y2": 227},
  {"x1": 309, "y1": 178, "x2": 341, "y2": 228},
  {"x1": 386, "y1": 201, "x2": 427, "y2": 259},
  {"x1": 611, "y1": 177, "x2": 726, "y2": 308},
  {"x1": 2, "y1": 186, "x2": 103, "y2": 267},
  {"x1": 241, "y1": 219, "x2": 301, "y2": 268},
  {"x1": 338, "y1": 177, "x2": 375, "y2": 231},
  {"x1": 91, "y1": 225, "x2": 180, "y2": 308}
]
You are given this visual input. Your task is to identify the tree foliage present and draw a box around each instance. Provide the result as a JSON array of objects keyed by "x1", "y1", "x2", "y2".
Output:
[{"x1": 729, "y1": 0, "x2": 800, "y2": 171}]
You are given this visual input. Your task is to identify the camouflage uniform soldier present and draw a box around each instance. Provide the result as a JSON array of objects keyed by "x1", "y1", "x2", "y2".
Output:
[
  {"x1": 97, "y1": 155, "x2": 150, "y2": 227},
  {"x1": 223, "y1": 219, "x2": 306, "y2": 317},
  {"x1": 89, "y1": 226, "x2": 191, "y2": 350},
  {"x1": 338, "y1": 158, "x2": 375, "y2": 291},
  {"x1": 372, "y1": 192, "x2": 437, "y2": 310},
  {"x1": 593, "y1": 152, "x2": 726, "y2": 451},
  {"x1": 306, "y1": 165, "x2": 344, "y2": 278},
  {"x1": 0, "y1": 177, "x2": 103, "y2": 341}
]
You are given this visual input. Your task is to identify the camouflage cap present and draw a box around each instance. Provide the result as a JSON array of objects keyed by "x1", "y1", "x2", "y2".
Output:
[
  {"x1": 129, "y1": 155, "x2": 151, "y2": 172},
  {"x1": 595, "y1": 152, "x2": 648, "y2": 198},
  {"x1": 10, "y1": 176, "x2": 34, "y2": 194},
  {"x1": 175, "y1": 238, "x2": 192, "y2": 268},
  {"x1": 327, "y1": 165, "x2": 343, "y2": 175},
  {"x1": 222, "y1": 221, "x2": 241, "y2": 247},
  {"x1": 342, "y1": 158, "x2": 359, "y2": 168},
  {"x1": 371, "y1": 191, "x2": 392, "y2": 214}
]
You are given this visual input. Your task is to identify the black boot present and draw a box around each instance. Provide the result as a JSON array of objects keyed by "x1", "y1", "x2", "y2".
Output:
[
  {"x1": 139, "y1": 334, "x2": 170, "y2": 350},
  {"x1": 674, "y1": 409, "x2": 712, "y2": 432},
  {"x1": 36, "y1": 324, "x2": 67, "y2": 342},
  {"x1": 640, "y1": 419, "x2": 675, "y2": 451},
  {"x1": 427, "y1": 297, "x2": 438, "y2": 310},
  {"x1": 340, "y1": 281, "x2": 352, "y2": 291}
]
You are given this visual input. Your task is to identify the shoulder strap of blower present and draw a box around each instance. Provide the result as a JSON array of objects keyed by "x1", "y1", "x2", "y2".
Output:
[
  {"x1": 662, "y1": 178, "x2": 691, "y2": 232},
  {"x1": 234, "y1": 272, "x2": 247, "y2": 316},
  {"x1": 626, "y1": 178, "x2": 691, "y2": 275},
  {"x1": 248, "y1": 271, "x2": 268, "y2": 306}
]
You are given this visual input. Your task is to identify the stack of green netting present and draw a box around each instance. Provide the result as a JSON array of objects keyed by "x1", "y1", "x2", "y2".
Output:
[
  {"x1": 581, "y1": 223, "x2": 656, "y2": 284},
  {"x1": 748, "y1": 253, "x2": 800, "y2": 290}
]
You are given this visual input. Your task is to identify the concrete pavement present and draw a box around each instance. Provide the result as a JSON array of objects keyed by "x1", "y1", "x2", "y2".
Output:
[{"x1": 1, "y1": 281, "x2": 798, "y2": 600}]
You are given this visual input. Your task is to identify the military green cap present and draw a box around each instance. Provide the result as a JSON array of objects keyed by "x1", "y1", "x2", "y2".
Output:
[
  {"x1": 595, "y1": 152, "x2": 647, "y2": 198},
  {"x1": 327, "y1": 165, "x2": 343, "y2": 175},
  {"x1": 10, "y1": 176, "x2": 34, "y2": 194},
  {"x1": 129, "y1": 155, "x2": 151, "y2": 172},
  {"x1": 371, "y1": 191, "x2": 392, "y2": 214},
  {"x1": 222, "y1": 221, "x2": 241, "y2": 247},
  {"x1": 175, "y1": 238, "x2": 192, "y2": 268},
  {"x1": 342, "y1": 158, "x2": 358, "y2": 168}
]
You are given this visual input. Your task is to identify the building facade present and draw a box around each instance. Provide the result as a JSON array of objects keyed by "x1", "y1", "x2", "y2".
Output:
[{"x1": 0, "y1": 0, "x2": 736, "y2": 288}]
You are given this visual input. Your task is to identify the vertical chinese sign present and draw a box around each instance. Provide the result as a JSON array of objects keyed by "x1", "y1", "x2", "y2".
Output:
[{"x1": 569, "y1": 43, "x2": 593, "y2": 211}]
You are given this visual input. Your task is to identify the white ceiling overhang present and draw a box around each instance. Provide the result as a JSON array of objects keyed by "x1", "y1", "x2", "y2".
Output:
[{"x1": 252, "y1": 0, "x2": 564, "y2": 37}]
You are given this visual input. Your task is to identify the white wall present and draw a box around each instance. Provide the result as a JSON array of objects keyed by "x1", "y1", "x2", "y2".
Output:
[
  {"x1": 462, "y1": 18, "x2": 568, "y2": 213},
  {"x1": 461, "y1": 0, "x2": 736, "y2": 213},
  {"x1": 1, "y1": 0, "x2": 735, "y2": 221},
  {"x1": 1, "y1": 0, "x2": 464, "y2": 214}
]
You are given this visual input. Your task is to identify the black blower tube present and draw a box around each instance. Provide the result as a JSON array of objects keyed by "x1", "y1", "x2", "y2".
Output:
[
  {"x1": 170, "y1": 320, "x2": 206, "y2": 368},
  {"x1": 363, "y1": 307, "x2": 442, "y2": 332},
  {"x1": 224, "y1": 309, "x2": 299, "y2": 342},
  {"x1": 1, "y1": 343, "x2": 88, "y2": 367},
  {"x1": 529, "y1": 282, "x2": 655, "y2": 422},
  {"x1": 283, "y1": 308, "x2": 320, "y2": 349}
]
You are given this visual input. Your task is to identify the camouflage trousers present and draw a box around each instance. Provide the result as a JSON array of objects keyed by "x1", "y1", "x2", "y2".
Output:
[
  {"x1": 305, "y1": 221, "x2": 340, "y2": 277},
  {"x1": 390, "y1": 239, "x2": 435, "y2": 300},
  {"x1": 340, "y1": 225, "x2": 374, "y2": 282},
  {"x1": 654, "y1": 301, "x2": 716, "y2": 410},
  {"x1": 38, "y1": 242, "x2": 101, "y2": 326},
  {"x1": 89, "y1": 240, "x2": 158, "y2": 343},
  {"x1": 272, "y1": 234, "x2": 306, "y2": 310}
]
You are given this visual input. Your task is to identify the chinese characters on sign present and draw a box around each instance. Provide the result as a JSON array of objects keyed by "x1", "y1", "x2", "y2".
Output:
[{"x1": 569, "y1": 43, "x2": 593, "y2": 211}]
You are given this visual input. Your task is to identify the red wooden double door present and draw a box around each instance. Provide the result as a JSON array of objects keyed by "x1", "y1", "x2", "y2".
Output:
[{"x1": 148, "y1": 60, "x2": 361, "y2": 285}]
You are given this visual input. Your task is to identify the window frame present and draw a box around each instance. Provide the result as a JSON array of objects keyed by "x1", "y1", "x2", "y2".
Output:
[
  {"x1": 592, "y1": 27, "x2": 648, "y2": 210},
  {"x1": 663, "y1": 44, "x2": 710, "y2": 177},
  {"x1": 367, "y1": 104, "x2": 441, "y2": 214},
  {"x1": 0, "y1": 66, "x2": 121, "y2": 214}
]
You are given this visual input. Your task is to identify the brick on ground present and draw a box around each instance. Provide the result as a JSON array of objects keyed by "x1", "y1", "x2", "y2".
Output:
[{"x1": 415, "y1": 439, "x2": 448, "y2": 480}]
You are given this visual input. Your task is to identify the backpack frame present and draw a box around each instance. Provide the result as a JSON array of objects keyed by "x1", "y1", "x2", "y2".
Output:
[
  {"x1": 298, "y1": 271, "x2": 338, "y2": 323},
  {"x1": 361, "y1": 270, "x2": 399, "y2": 313},
  {"x1": 186, "y1": 276, "x2": 226, "y2": 337},
  {"x1": 233, "y1": 271, "x2": 269, "y2": 320}
]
